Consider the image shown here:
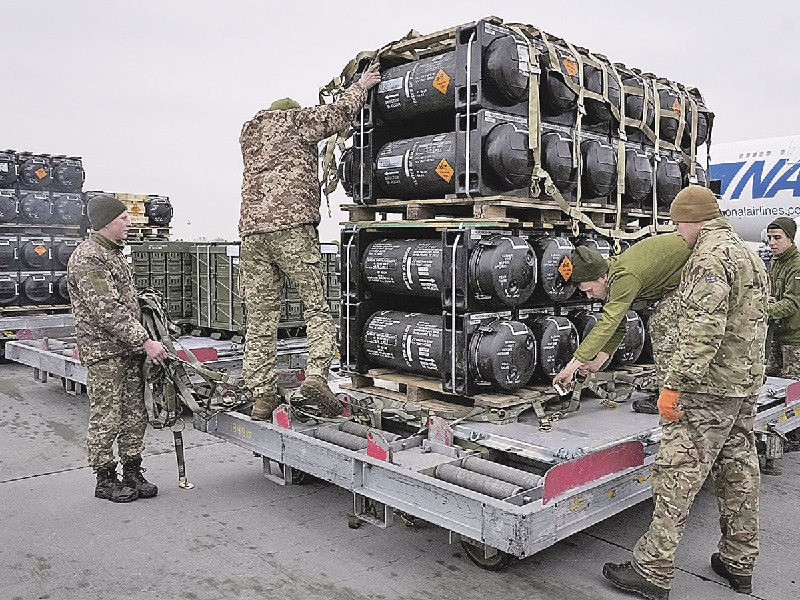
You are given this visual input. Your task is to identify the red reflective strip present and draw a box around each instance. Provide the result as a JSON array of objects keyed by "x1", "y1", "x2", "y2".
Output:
[
  {"x1": 786, "y1": 381, "x2": 800, "y2": 405},
  {"x1": 542, "y1": 441, "x2": 645, "y2": 505}
]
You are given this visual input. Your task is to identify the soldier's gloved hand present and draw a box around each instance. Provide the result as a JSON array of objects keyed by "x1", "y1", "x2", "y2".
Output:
[{"x1": 657, "y1": 388, "x2": 682, "y2": 422}]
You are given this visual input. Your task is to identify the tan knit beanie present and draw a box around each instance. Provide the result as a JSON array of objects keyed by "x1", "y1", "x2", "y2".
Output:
[{"x1": 669, "y1": 185, "x2": 721, "y2": 223}]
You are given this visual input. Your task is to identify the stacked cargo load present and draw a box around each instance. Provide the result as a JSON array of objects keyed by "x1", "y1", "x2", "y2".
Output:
[
  {"x1": 0, "y1": 148, "x2": 87, "y2": 313},
  {"x1": 325, "y1": 16, "x2": 711, "y2": 419},
  {"x1": 85, "y1": 191, "x2": 173, "y2": 241}
]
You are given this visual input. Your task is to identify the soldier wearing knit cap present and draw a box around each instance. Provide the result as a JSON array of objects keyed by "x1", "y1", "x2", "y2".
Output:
[
  {"x1": 604, "y1": 185, "x2": 769, "y2": 597},
  {"x1": 67, "y1": 194, "x2": 167, "y2": 503},
  {"x1": 765, "y1": 217, "x2": 800, "y2": 451},
  {"x1": 553, "y1": 234, "x2": 690, "y2": 416}
]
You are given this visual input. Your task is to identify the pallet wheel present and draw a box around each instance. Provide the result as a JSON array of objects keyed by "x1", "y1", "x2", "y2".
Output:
[
  {"x1": 460, "y1": 539, "x2": 516, "y2": 571},
  {"x1": 290, "y1": 468, "x2": 312, "y2": 485}
]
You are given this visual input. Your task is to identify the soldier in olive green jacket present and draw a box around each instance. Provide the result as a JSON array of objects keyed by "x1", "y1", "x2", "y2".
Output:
[
  {"x1": 765, "y1": 217, "x2": 800, "y2": 377},
  {"x1": 765, "y1": 216, "x2": 800, "y2": 451},
  {"x1": 553, "y1": 233, "x2": 691, "y2": 413}
]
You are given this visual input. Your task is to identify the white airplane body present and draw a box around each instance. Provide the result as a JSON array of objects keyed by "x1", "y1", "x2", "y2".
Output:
[{"x1": 710, "y1": 135, "x2": 800, "y2": 243}]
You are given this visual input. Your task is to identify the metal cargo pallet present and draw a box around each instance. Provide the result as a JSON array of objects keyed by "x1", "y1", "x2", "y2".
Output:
[{"x1": 197, "y1": 378, "x2": 800, "y2": 570}]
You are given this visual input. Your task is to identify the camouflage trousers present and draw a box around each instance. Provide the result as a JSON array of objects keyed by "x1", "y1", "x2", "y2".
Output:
[
  {"x1": 765, "y1": 341, "x2": 800, "y2": 379},
  {"x1": 86, "y1": 355, "x2": 148, "y2": 470},
  {"x1": 632, "y1": 392, "x2": 760, "y2": 589},
  {"x1": 240, "y1": 225, "x2": 335, "y2": 399},
  {"x1": 647, "y1": 289, "x2": 680, "y2": 388}
]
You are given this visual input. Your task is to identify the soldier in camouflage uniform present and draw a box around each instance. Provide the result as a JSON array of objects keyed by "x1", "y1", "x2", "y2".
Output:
[
  {"x1": 238, "y1": 62, "x2": 380, "y2": 420},
  {"x1": 68, "y1": 195, "x2": 167, "y2": 502},
  {"x1": 764, "y1": 217, "x2": 800, "y2": 451},
  {"x1": 553, "y1": 234, "x2": 690, "y2": 413},
  {"x1": 603, "y1": 186, "x2": 769, "y2": 599}
]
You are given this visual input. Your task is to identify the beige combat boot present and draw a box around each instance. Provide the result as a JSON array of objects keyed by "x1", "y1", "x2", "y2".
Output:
[
  {"x1": 299, "y1": 375, "x2": 344, "y2": 417},
  {"x1": 251, "y1": 394, "x2": 280, "y2": 421}
]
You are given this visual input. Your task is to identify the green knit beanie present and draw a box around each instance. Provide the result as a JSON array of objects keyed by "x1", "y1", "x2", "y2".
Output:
[
  {"x1": 87, "y1": 194, "x2": 127, "y2": 230},
  {"x1": 570, "y1": 246, "x2": 609, "y2": 283},
  {"x1": 269, "y1": 97, "x2": 301, "y2": 111},
  {"x1": 768, "y1": 217, "x2": 797, "y2": 241}
]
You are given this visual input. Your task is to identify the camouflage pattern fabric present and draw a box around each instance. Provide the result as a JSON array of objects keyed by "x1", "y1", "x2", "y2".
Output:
[
  {"x1": 766, "y1": 341, "x2": 800, "y2": 379},
  {"x1": 633, "y1": 217, "x2": 768, "y2": 589},
  {"x1": 632, "y1": 392, "x2": 760, "y2": 589},
  {"x1": 86, "y1": 355, "x2": 147, "y2": 470},
  {"x1": 646, "y1": 289, "x2": 680, "y2": 387},
  {"x1": 67, "y1": 233, "x2": 149, "y2": 366},
  {"x1": 663, "y1": 218, "x2": 769, "y2": 397},
  {"x1": 240, "y1": 225, "x2": 335, "y2": 399},
  {"x1": 238, "y1": 82, "x2": 367, "y2": 236}
]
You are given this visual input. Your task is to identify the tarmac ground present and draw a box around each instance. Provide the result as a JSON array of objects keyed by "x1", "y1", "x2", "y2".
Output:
[{"x1": 1, "y1": 361, "x2": 797, "y2": 600}]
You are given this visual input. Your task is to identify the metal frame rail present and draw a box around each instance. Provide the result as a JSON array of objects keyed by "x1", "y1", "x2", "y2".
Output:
[{"x1": 196, "y1": 379, "x2": 800, "y2": 566}]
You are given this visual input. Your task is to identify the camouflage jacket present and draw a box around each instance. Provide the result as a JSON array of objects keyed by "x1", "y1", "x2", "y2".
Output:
[
  {"x1": 67, "y1": 233, "x2": 149, "y2": 366},
  {"x1": 768, "y1": 243, "x2": 800, "y2": 344},
  {"x1": 574, "y1": 233, "x2": 691, "y2": 363},
  {"x1": 663, "y1": 218, "x2": 769, "y2": 396},
  {"x1": 238, "y1": 82, "x2": 368, "y2": 237}
]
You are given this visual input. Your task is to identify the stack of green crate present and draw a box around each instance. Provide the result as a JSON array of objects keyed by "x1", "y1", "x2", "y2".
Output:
[
  {"x1": 191, "y1": 243, "x2": 244, "y2": 332},
  {"x1": 129, "y1": 240, "x2": 341, "y2": 335},
  {"x1": 129, "y1": 240, "x2": 192, "y2": 324}
]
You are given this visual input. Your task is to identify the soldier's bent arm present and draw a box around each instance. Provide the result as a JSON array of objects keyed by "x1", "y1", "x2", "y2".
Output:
[
  {"x1": 75, "y1": 262, "x2": 149, "y2": 350},
  {"x1": 769, "y1": 272, "x2": 800, "y2": 320},
  {"x1": 663, "y1": 254, "x2": 729, "y2": 388},
  {"x1": 573, "y1": 276, "x2": 641, "y2": 363},
  {"x1": 295, "y1": 82, "x2": 368, "y2": 143}
]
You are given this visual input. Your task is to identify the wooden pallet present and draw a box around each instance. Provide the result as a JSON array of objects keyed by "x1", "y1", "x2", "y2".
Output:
[
  {"x1": 127, "y1": 226, "x2": 171, "y2": 240},
  {"x1": 342, "y1": 196, "x2": 672, "y2": 232},
  {"x1": 342, "y1": 367, "x2": 551, "y2": 410}
]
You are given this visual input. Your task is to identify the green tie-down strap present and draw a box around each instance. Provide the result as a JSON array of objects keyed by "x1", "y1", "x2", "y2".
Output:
[{"x1": 138, "y1": 291, "x2": 251, "y2": 428}]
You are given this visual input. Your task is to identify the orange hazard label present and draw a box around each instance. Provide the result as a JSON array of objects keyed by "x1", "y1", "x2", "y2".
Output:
[
  {"x1": 432, "y1": 69, "x2": 451, "y2": 94},
  {"x1": 562, "y1": 58, "x2": 578, "y2": 78},
  {"x1": 129, "y1": 204, "x2": 142, "y2": 214},
  {"x1": 35, "y1": 167, "x2": 47, "y2": 180},
  {"x1": 34, "y1": 245, "x2": 46, "y2": 256},
  {"x1": 435, "y1": 158, "x2": 454, "y2": 183},
  {"x1": 671, "y1": 98, "x2": 681, "y2": 115},
  {"x1": 558, "y1": 256, "x2": 573, "y2": 281}
]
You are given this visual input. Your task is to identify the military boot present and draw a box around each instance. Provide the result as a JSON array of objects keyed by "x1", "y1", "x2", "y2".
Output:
[
  {"x1": 602, "y1": 562, "x2": 670, "y2": 600},
  {"x1": 251, "y1": 394, "x2": 280, "y2": 421},
  {"x1": 632, "y1": 396, "x2": 659, "y2": 415},
  {"x1": 121, "y1": 455, "x2": 159, "y2": 498},
  {"x1": 711, "y1": 553, "x2": 752, "y2": 594},
  {"x1": 299, "y1": 375, "x2": 344, "y2": 417},
  {"x1": 95, "y1": 462, "x2": 139, "y2": 503}
]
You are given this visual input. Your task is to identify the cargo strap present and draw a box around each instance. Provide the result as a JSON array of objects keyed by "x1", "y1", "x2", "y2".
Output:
[
  {"x1": 318, "y1": 27, "x2": 426, "y2": 207},
  {"x1": 138, "y1": 291, "x2": 251, "y2": 484}
]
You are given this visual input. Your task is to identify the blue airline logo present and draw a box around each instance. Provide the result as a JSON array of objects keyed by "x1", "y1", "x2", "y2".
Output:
[{"x1": 710, "y1": 159, "x2": 800, "y2": 200}]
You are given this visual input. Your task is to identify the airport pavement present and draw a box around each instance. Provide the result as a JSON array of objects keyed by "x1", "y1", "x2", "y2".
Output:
[{"x1": 1, "y1": 361, "x2": 797, "y2": 600}]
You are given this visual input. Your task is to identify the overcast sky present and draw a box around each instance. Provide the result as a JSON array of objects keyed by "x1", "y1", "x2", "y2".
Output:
[{"x1": 3, "y1": 1, "x2": 798, "y2": 242}]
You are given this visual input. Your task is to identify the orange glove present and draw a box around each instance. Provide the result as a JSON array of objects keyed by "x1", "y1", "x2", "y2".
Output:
[{"x1": 657, "y1": 388, "x2": 682, "y2": 422}]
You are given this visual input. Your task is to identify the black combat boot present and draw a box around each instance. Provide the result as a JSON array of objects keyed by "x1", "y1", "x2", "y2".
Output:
[
  {"x1": 95, "y1": 462, "x2": 139, "y2": 503},
  {"x1": 251, "y1": 394, "x2": 280, "y2": 421},
  {"x1": 122, "y1": 455, "x2": 159, "y2": 498},
  {"x1": 632, "y1": 397, "x2": 659, "y2": 415},
  {"x1": 299, "y1": 375, "x2": 344, "y2": 417},
  {"x1": 603, "y1": 562, "x2": 670, "y2": 600},
  {"x1": 711, "y1": 553, "x2": 752, "y2": 594}
]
